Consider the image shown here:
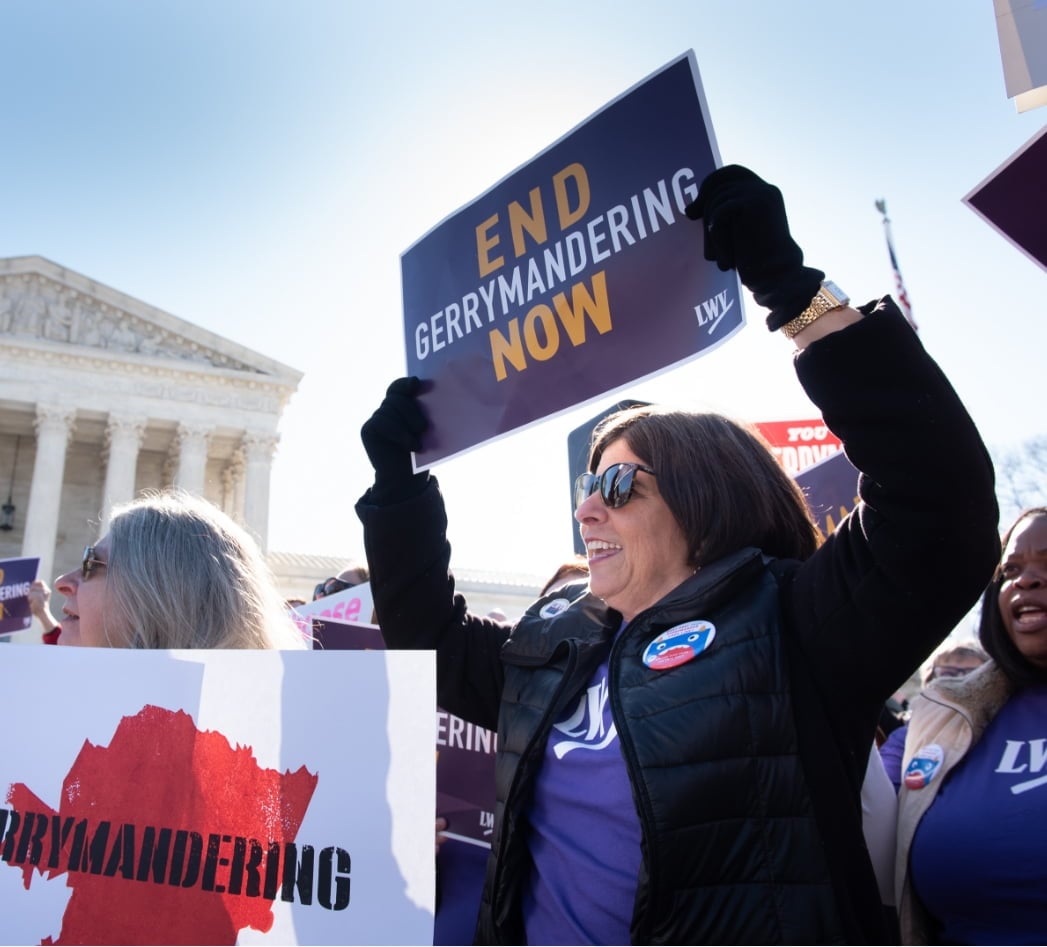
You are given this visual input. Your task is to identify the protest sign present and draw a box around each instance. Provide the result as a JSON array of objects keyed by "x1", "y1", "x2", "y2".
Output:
[
  {"x1": 752, "y1": 419, "x2": 844, "y2": 477},
  {"x1": 795, "y1": 449, "x2": 861, "y2": 538},
  {"x1": 0, "y1": 556, "x2": 39, "y2": 636},
  {"x1": 312, "y1": 618, "x2": 496, "y2": 849},
  {"x1": 312, "y1": 618, "x2": 494, "y2": 947},
  {"x1": 402, "y1": 50, "x2": 738, "y2": 468},
  {"x1": 312, "y1": 617, "x2": 384, "y2": 650},
  {"x1": 0, "y1": 647, "x2": 435, "y2": 946},
  {"x1": 993, "y1": 0, "x2": 1047, "y2": 111},
  {"x1": 289, "y1": 582, "x2": 375, "y2": 638},
  {"x1": 434, "y1": 708, "x2": 497, "y2": 849},
  {"x1": 964, "y1": 123, "x2": 1047, "y2": 271}
]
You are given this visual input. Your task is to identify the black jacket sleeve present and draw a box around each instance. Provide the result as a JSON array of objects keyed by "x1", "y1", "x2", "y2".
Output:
[
  {"x1": 784, "y1": 298, "x2": 999, "y2": 729},
  {"x1": 355, "y1": 479, "x2": 509, "y2": 731}
]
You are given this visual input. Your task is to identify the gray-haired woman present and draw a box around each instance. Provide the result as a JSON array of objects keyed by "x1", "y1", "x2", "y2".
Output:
[{"x1": 53, "y1": 488, "x2": 303, "y2": 649}]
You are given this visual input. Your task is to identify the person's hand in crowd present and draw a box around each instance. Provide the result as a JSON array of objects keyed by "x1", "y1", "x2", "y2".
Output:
[
  {"x1": 685, "y1": 165, "x2": 825, "y2": 331},
  {"x1": 29, "y1": 578, "x2": 62, "y2": 643},
  {"x1": 29, "y1": 579, "x2": 54, "y2": 622},
  {"x1": 360, "y1": 376, "x2": 430, "y2": 504}
]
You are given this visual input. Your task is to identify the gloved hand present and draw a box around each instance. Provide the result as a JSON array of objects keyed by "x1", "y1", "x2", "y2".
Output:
[
  {"x1": 360, "y1": 376, "x2": 430, "y2": 504},
  {"x1": 685, "y1": 165, "x2": 825, "y2": 331}
]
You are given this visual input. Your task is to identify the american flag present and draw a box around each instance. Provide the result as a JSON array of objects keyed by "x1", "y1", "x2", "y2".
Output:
[{"x1": 875, "y1": 199, "x2": 917, "y2": 332}]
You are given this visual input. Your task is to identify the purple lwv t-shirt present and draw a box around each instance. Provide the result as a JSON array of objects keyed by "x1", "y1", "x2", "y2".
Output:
[
  {"x1": 910, "y1": 685, "x2": 1047, "y2": 943},
  {"x1": 522, "y1": 649, "x2": 642, "y2": 945}
]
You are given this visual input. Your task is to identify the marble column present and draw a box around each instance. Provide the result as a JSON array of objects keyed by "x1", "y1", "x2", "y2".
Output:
[
  {"x1": 241, "y1": 431, "x2": 278, "y2": 552},
  {"x1": 22, "y1": 404, "x2": 76, "y2": 584},
  {"x1": 101, "y1": 414, "x2": 146, "y2": 529},
  {"x1": 220, "y1": 448, "x2": 245, "y2": 520},
  {"x1": 174, "y1": 423, "x2": 211, "y2": 495}
]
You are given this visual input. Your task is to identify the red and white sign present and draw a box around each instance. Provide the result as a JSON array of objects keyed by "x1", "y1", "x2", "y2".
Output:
[
  {"x1": 0, "y1": 647, "x2": 435, "y2": 945},
  {"x1": 289, "y1": 582, "x2": 376, "y2": 636},
  {"x1": 752, "y1": 419, "x2": 843, "y2": 476}
]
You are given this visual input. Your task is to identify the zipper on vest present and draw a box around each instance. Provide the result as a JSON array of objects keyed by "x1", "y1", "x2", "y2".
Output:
[{"x1": 606, "y1": 625, "x2": 657, "y2": 943}]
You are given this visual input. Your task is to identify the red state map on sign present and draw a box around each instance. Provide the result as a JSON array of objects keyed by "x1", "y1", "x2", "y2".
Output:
[{"x1": 3, "y1": 704, "x2": 318, "y2": 945}]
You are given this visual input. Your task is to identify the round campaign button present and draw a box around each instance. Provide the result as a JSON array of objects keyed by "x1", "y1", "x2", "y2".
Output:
[
  {"x1": 642, "y1": 620, "x2": 716, "y2": 671},
  {"x1": 903, "y1": 743, "x2": 944, "y2": 790},
  {"x1": 538, "y1": 598, "x2": 572, "y2": 619}
]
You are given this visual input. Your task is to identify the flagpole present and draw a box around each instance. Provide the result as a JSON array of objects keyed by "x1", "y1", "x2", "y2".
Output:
[{"x1": 875, "y1": 199, "x2": 918, "y2": 332}]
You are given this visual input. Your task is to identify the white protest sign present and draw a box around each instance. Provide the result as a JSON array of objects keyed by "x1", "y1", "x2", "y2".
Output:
[
  {"x1": 291, "y1": 582, "x2": 376, "y2": 632},
  {"x1": 0, "y1": 646, "x2": 435, "y2": 946}
]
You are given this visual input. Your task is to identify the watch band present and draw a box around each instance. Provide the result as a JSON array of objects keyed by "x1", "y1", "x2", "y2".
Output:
[{"x1": 780, "y1": 282, "x2": 849, "y2": 339}]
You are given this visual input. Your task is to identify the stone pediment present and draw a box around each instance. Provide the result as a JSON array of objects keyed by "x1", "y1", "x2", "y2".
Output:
[{"x1": 0, "y1": 255, "x2": 300, "y2": 383}]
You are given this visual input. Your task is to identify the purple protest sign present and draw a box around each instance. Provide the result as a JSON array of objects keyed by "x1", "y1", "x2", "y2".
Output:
[
  {"x1": 435, "y1": 708, "x2": 496, "y2": 848},
  {"x1": 0, "y1": 556, "x2": 39, "y2": 636},
  {"x1": 964, "y1": 124, "x2": 1047, "y2": 272},
  {"x1": 402, "y1": 50, "x2": 739, "y2": 469},
  {"x1": 794, "y1": 450, "x2": 860, "y2": 538},
  {"x1": 310, "y1": 617, "x2": 385, "y2": 650}
]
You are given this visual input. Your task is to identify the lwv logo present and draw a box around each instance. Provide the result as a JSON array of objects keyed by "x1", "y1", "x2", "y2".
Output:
[
  {"x1": 694, "y1": 290, "x2": 734, "y2": 334},
  {"x1": 996, "y1": 739, "x2": 1047, "y2": 795}
]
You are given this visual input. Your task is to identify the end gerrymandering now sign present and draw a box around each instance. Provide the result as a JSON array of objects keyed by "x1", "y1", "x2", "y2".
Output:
[{"x1": 402, "y1": 50, "x2": 740, "y2": 469}]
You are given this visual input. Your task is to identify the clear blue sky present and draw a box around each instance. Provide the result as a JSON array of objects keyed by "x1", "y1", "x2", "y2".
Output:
[{"x1": 3, "y1": 1, "x2": 1044, "y2": 579}]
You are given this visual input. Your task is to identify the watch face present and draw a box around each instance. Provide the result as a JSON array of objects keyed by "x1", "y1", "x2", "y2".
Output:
[{"x1": 821, "y1": 280, "x2": 849, "y2": 306}]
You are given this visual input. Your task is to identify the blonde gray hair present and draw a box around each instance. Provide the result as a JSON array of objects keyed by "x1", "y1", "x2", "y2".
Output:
[{"x1": 103, "y1": 489, "x2": 304, "y2": 649}]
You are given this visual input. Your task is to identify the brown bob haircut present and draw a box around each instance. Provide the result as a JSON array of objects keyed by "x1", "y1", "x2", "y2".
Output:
[{"x1": 588, "y1": 406, "x2": 821, "y2": 568}]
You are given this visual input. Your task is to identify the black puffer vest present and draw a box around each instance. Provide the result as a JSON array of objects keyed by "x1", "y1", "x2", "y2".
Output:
[{"x1": 475, "y1": 547, "x2": 847, "y2": 945}]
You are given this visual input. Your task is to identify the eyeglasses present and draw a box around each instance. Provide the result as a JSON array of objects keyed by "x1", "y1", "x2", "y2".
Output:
[
  {"x1": 82, "y1": 545, "x2": 108, "y2": 580},
  {"x1": 313, "y1": 577, "x2": 356, "y2": 600},
  {"x1": 928, "y1": 664, "x2": 978, "y2": 681},
  {"x1": 574, "y1": 462, "x2": 657, "y2": 510}
]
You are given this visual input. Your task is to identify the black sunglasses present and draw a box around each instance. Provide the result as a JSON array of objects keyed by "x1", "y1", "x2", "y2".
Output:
[
  {"x1": 82, "y1": 545, "x2": 108, "y2": 580},
  {"x1": 574, "y1": 462, "x2": 656, "y2": 510},
  {"x1": 313, "y1": 577, "x2": 355, "y2": 600}
]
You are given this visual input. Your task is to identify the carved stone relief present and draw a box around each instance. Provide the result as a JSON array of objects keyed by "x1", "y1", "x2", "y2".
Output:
[
  {"x1": 0, "y1": 273, "x2": 259, "y2": 372},
  {"x1": 101, "y1": 414, "x2": 147, "y2": 468},
  {"x1": 34, "y1": 403, "x2": 77, "y2": 441},
  {"x1": 242, "y1": 431, "x2": 280, "y2": 464}
]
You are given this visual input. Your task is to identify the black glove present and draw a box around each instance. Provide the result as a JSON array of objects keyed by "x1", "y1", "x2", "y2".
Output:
[
  {"x1": 685, "y1": 165, "x2": 824, "y2": 331},
  {"x1": 360, "y1": 376, "x2": 430, "y2": 504}
]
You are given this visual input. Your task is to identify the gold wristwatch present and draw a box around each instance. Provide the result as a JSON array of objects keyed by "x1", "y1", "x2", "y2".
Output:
[{"x1": 780, "y1": 280, "x2": 850, "y2": 339}]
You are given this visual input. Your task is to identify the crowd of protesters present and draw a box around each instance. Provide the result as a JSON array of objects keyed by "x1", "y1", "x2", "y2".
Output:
[{"x1": 11, "y1": 164, "x2": 1045, "y2": 945}]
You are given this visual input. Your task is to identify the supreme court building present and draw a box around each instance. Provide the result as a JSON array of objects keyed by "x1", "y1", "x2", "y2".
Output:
[{"x1": 0, "y1": 255, "x2": 303, "y2": 638}]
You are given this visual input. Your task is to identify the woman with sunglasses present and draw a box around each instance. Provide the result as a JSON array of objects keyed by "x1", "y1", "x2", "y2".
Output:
[
  {"x1": 894, "y1": 508, "x2": 1047, "y2": 944},
  {"x1": 312, "y1": 562, "x2": 370, "y2": 601},
  {"x1": 356, "y1": 165, "x2": 999, "y2": 944},
  {"x1": 53, "y1": 488, "x2": 304, "y2": 649}
]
